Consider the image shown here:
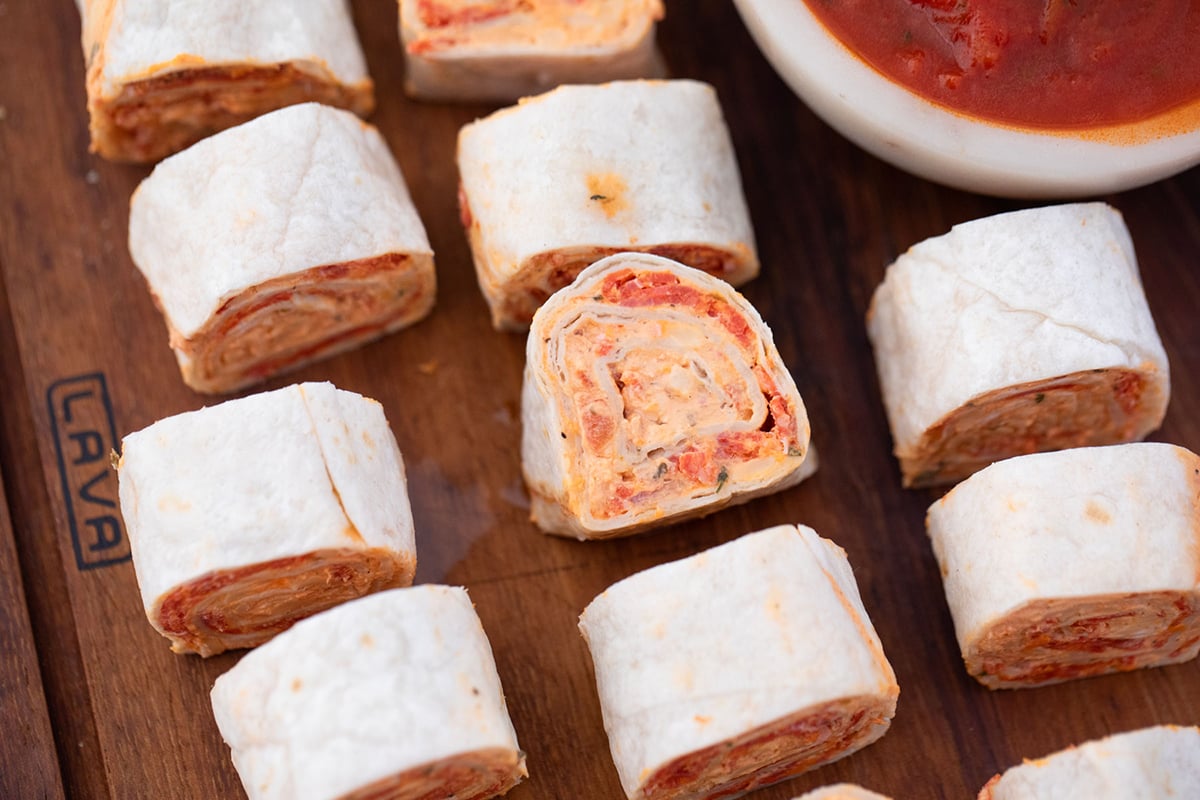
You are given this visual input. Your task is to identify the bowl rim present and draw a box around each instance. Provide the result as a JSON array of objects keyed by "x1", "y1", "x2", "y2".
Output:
[{"x1": 732, "y1": 0, "x2": 1200, "y2": 197}]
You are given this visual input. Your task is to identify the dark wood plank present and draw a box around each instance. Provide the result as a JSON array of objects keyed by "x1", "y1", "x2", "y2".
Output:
[
  {"x1": 0, "y1": 461, "x2": 66, "y2": 800},
  {"x1": 0, "y1": 274, "x2": 105, "y2": 800},
  {"x1": 0, "y1": 1, "x2": 1197, "y2": 798}
]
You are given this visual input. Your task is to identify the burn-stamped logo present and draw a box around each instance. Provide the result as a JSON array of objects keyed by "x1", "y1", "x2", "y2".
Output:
[{"x1": 47, "y1": 373, "x2": 128, "y2": 570}]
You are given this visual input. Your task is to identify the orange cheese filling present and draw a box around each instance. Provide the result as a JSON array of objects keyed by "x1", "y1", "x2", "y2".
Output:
[
  {"x1": 154, "y1": 547, "x2": 414, "y2": 657},
  {"x1": 341, "y1": 748, "x2": 526, "y2": 800},
  {"x1": 969, "y1": 592, "x2": 1200, "y2": 688},
  {"x1": 902, "y1": 368, "x2": 1158, "y2": 488},
  {"x1": 92, "y1": 63, "x2": 373, "y2": 163},
  {"x1": 406, "y1": 0, "x2": 663, "y2": 55},
  {"x1": 641, "y1": 698, "x2": 889, "y2": 800},
  {"x1": 171, "y1": 253, "x2": 434, "y2": 394},
  {"x1": 558, "y1": 269, "x2": 803, "y2": 522},
  {"x1": 496, "y1": 243, "x2": 751, "y2": 329}
]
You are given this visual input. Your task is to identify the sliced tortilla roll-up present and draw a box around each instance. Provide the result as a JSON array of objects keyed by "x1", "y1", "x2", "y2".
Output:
[
  {"x1": 128, "y1": 103, "x2": 435, "y2": 395},
  {"x1": 399, "y1": 0, "x2": 665, "y2": 102},
  {"x1": 522, "y1": 253, "x2": 813, "y2": 539},
  {"x1": 211, "y1": 586, "x2": 527, "y2": 800},
  {"x1": 580, "y1": 526, "x2": 898, "y2": 800},
  {"x1": 867, "y1": 203, "x2": 1169, "y2": 488},
  {"x1": 794, "y1": 786, "x2": 892, "y2": 800},
  {"x1": 977, "y1": 725, "x2": 1200, "y2": 799},
  {"x1": 458, "y1": 80, "x2": 758, "y2": 330},
  {"x1": 79, "y1": 0, "x2": 374, "y2": 162},
  {"x1": 116, "y1": 382, "x2": 417, "y2": 657},
  {"x1": 927, "y1": 443, "x2": 1200, "y2": 689}
]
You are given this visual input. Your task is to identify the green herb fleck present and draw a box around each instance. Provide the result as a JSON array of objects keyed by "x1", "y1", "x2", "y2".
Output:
[
  {"x1": 592, "y1": 295, "x2": 602, "y2": 301},
  {"x1": 1034, "y1": 393, "x2": 1045, "y2": 404},
  {"x1": 787, "y1": 446, "x2": 804, "y2": 457},
  {"x1": 716, "y1": 466, "x2": 729, "y2": 492},
  {"x1": 654, "y1": 462, "x2": 668, "y2": 479},
  {"x1": 590, "y1": 194, "x2": 608, "y2": 201},
  {"x1": 902, "y1": 29, "x2": 912, "y2": 44}
]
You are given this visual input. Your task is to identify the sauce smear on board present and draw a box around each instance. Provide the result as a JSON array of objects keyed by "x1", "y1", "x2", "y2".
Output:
[{"x1": 803, "y1": 0, "x2": 1200, "y2": 128}]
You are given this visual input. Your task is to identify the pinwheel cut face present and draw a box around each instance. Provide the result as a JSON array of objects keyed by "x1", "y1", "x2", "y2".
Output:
[
  {"x1": 637, "y1": 697, "x2": 892, "y2": 800},
  {"x1": 549, "y1": 268, "x2": 806, "y2": 525},
  {"x1": 405, "y1": 0, "x2": 663, "y2": 53},
  {"x1": 339, "y1": 748, "x2": 525, "y2": 800},
  {"x1": 173, "y1": 253, "x2": 435, "y2": 394},
  {"x1": 900, "y1": 367, "x2": 1159, "y2": 488},
  {"x1": 967, "y1": 591, "x2": 1200, "y2": 689},
  {"x1": 153, "y1": 547, "x2": 414, "y2": 657},
  {"x1": 94, "y1": 63, "x2": 373, "y2": 163}
]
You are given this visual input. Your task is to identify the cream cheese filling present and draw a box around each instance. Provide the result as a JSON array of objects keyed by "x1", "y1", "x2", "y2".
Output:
[{"x1": 548, "y1": 302, "x2": 801, "y2": 526}]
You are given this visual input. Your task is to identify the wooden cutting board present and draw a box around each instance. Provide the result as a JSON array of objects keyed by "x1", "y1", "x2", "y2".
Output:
[
  {"x1": 1, "y1": 2, "x2": 1197, "y2": 799},
  {"x1": 0, "y1": 455, "x2": 65, "y2": 800}
]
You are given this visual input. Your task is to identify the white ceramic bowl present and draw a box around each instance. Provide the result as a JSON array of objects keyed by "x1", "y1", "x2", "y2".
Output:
[{"x1": 733, "y1": 0, "x2": 1200, "y2": 198}]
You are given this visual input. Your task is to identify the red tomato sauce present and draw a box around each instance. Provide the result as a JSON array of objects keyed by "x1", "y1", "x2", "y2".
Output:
[{"x1": 803, "y1": 0, "x2": 1200, "y2": 128}]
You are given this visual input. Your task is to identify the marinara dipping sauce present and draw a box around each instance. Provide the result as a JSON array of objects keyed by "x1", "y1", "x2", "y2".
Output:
[{"x1": 803, "y1": 0, "x2": 1200, "y2": 129}]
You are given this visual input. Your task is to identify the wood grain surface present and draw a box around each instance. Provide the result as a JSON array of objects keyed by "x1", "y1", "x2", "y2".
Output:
[
  {"x1": 0, "y1": 454, "x2": 66, "y2": 800},
  {"x1": 1, "y1": 2, "x2": 1198, "y2": 799}
]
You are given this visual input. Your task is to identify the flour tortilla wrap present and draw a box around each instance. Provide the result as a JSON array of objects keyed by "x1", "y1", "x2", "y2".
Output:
[
  {"x1": 400, "y1": 0, "x2": 665, "y2": 102},
  {"x1": 79, "y1": 0, "x2": 373, "y2": 162},
  {"x1": 128, "y1": 103, "x2": 436, "y2": 395},
  {"x1": 458, "y1": 80, "x2": 758, "y2": 330},
  {"x1": 977, "y1": 725, "x2": 1200, "y2": 799},
  {"x1": 522, "y1": 253, "x2": 813, "y2": 539},
  {"x1": 117, "y1": 382, "x2": 417, "y2": 657},
  {"x1": 793, "y1": 785, "x2": 892, "y2": 800},
  {"x1": 927, "y1": 443, "x2": 1200, "y2": 689},
  {"x1": 580, "y1": 526, "x2": 898, "y2": 800},
  {"x1": 211, "y1": 585, "x2": 527, "y2": 800},
  {"x1": 867, "y1": 203, "x2": 1169, "y2": 488}
]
